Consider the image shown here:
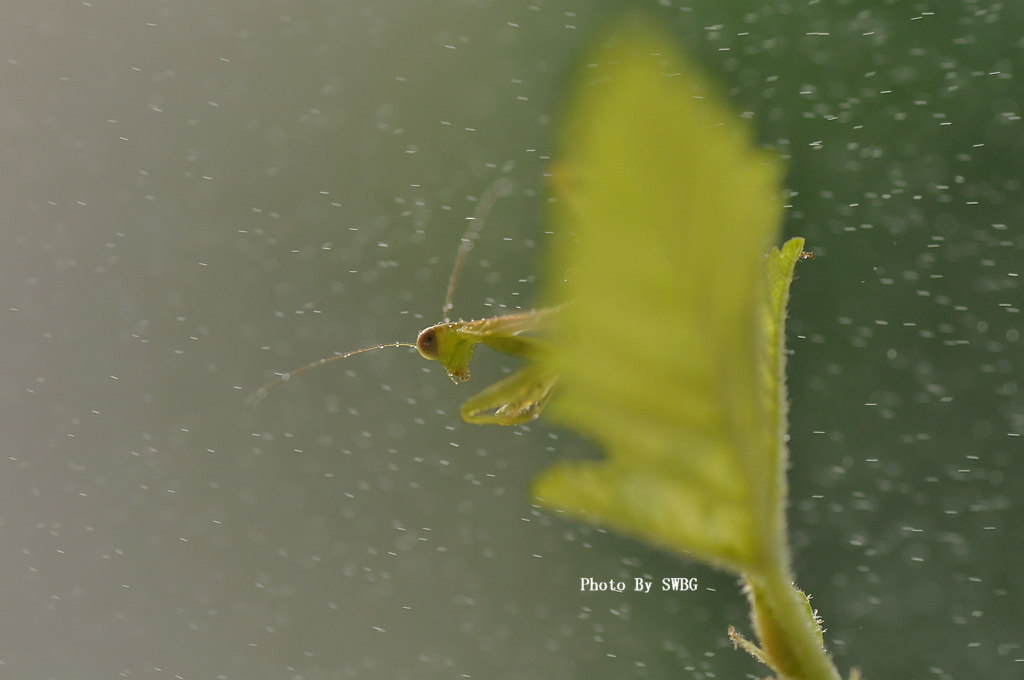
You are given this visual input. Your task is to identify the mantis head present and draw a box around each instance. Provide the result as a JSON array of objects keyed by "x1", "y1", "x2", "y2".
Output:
[{"x1": 416, "y1": 322, "x2": 477, "y2": 383}]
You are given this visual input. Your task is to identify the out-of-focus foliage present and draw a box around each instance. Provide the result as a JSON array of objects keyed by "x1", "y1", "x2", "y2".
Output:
[
  {"x1": 531, "y1": 19, "x2": 843, "y2": 678},
  {"x1": 533, "y1": 17, "x2": 800, "y2": 579}
]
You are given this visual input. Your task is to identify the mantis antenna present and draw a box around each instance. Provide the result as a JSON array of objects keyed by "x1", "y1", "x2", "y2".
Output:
[
  {"x1": 247, "y1": 341, "x2": 417, "y2": 407},
  {"x1": 248, "y1": 177, "x2": 517, "y2": 406},
  {"x1": 441, "y1": 177, "x2": 516, "y2": 322}
]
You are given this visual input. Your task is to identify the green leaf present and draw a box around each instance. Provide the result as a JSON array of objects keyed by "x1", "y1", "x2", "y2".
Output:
[{"x1": 533, "y1": 20, "x2": 803, "y2": 573}]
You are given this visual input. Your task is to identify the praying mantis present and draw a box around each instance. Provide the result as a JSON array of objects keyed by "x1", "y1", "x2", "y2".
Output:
[{"x1": 249, "y1": 179, "x2": 559, "y2": 426}]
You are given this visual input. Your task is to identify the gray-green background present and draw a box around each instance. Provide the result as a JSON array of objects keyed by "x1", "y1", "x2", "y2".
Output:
[{"x1": 2, "y1": 1, "x2": 1020, "y2": 678}]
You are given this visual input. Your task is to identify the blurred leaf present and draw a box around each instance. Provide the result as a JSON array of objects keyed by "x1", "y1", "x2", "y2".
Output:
[{"x1": 533, "y1": 20, "x2": 804, "y2": 574}]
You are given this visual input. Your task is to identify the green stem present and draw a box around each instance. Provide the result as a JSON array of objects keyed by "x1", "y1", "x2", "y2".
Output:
[
  {"x1": 737, "y1": 237, "x2": 842, "y2": 679},
  {"x1": 744, "y1": 565, "x2": 842, "y2": 680}
]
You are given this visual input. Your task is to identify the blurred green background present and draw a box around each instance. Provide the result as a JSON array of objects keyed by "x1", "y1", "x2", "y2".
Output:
[{"x1": 1, "y1": 1, "x2": 1020, "y2": 678}]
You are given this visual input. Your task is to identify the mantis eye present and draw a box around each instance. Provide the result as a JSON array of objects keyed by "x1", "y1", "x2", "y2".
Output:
[{"x1": 416, "y1": 326, "x2": 439, "y2": 361}]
